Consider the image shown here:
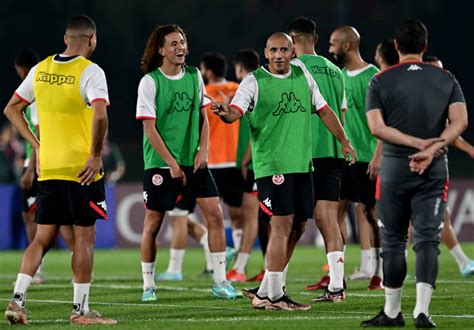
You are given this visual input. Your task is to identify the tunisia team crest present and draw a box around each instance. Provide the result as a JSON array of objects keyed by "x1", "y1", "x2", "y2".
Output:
[
  {"x1": 272, "y1": 175, "x2": 285, "y2": 185},
  {"x1": 152, "y1": 174, "x2": 163, "y2": 186}
]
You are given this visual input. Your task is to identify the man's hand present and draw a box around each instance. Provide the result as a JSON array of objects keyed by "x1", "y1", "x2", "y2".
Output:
[
  {"x1": 414, "y1": 137, "x2": 445, "y2": 151},
  {"x1": 77, "y1": 155, "x2": 103, "y2": 186},
  {"x1": 408, "y1": 148, "x2": 436, "y2": 175},
  {"x1": 20, "y1": 168, "x2": 35, "y2": 190},
  {"x1": 194, "y1": 148, "x2": 208, "y2": 173},
  {"x1": 367, "y1": 154, "x2": 382, "y2": 180},
  {"x1": 170, "y1": 162, "x2": 186, "y2": 186},
  {"x1": 341, "y1": 139, "x2": 357, "y2": 165}
]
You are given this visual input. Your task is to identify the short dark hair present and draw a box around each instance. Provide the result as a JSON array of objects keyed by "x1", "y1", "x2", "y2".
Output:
[
  {"x1": 234, "y1": 49, "x2": 260, "y2": 72},
  {"x1": 200, "y1": 53, "x2": 227, "y2": 78},
  {"x1": 422, "y1": 55, "x2": 439, "y2": 62},
  {"x1": 14, "y1": 49, "x2": 39, "y2": 69},
  {"x1": 378, "y1": 39, "x2": 399, "y2": 66},
  {"x1": 66, "y1": 15, "x2": 96, "y2": 33},
  {"x1": 395, "y1": 19, "x2": 427, "y2": 54},
  {"x1": 288, "y1": 17, "x2": 317, "y2": 35}
]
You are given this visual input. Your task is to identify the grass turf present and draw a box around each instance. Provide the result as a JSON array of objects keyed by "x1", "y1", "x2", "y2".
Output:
[{"x1": 1, "y1": 244, "x2": 473, "y2": 329}]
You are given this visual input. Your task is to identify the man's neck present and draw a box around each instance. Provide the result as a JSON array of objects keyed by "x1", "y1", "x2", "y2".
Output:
[
  {"x1": 62, "y1": 47, "x2": 88, "y2": 58},
  {"x1": 295, "y1": 43, "x2": 317, "y2": 57},
  {"x1": 344, "y1": 51, "x2": 367, "y2": 71},
  {"x1": 160, "y1": 62, "x2": 182, "y2": 76},
  {"x1": 399, "y1": 53, "x2": 422, "y2": 63},
  {"x1": 208, "y1": 77, "x2": 225, "y2": 84}
]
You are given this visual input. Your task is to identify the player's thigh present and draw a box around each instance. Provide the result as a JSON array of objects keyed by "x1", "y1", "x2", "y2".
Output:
[
  {"x1": 411, "y1": 178, "x2": 447, "y2": 248},
  {"x1": 143, "y1": 168, "x2": 182, "y2": 212},
  {"x1": 376, "y1": 179, "x2": 412, "y2": 249},
  {"x1": 68, "y1": 179, "x2": 107, "y2": 227},
  {"x1": 313, "y1": 157, "x2": 345, "y2": 202}
]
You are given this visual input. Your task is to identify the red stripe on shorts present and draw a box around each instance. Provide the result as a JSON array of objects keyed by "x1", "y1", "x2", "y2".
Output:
[
  {"x1": 259, "y1": 202, "x2": 273, "y2": 217},
  {"x1": 89, "y1": 201, "x2": 108, "y2": 220},
  {"x1": 375, "y1": 176, "x2": 381, "y2": 201},
  {"x1": 442, "y1": 179, "x2": 449, "y2": 202}
]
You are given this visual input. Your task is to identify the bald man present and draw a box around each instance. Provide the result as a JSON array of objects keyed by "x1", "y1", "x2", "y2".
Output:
[
  {"x1": 328, "y1": 26, "x2": 384, "y2": 290},
  {"x1": 210, "y1": 32, "x2": 355, "y2": 311}
]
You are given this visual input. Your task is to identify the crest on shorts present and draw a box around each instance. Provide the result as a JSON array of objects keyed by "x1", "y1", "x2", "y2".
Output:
[
  {"x1": 272, "y1": 174, "x2": 285, "y2": 185},
  {"x1": 152, "y1": 174, "x2": 163, "y2": 186}
]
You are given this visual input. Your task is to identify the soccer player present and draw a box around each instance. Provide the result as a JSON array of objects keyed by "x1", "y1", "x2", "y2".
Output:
[
  {"x1": 211, "y1": 32, "x2": 355, "y2": 311},
  {"x1": 377, "y1": 44, "x2": 474, "y2": 278},
  {"x1": 136, "y1": 24, "x2": 239, "y2": 301},
  {"x1": 361, "y1": 20, "x2": 468, "y2": 328},
  {"x1": 227, "y1": 49, "x2": 265, "y2": 282},
  {"x1": 329, "y1": 26, "x2": 383, "y2": 289},
  {"x1": 200, "y1": 53, "x2": 243, "y2": 256},
  {"x1": 4, "y1": 15, "x2": 116, "y2": 325},
  {"x1": 14, "y1": 49, "x2": 76, "y2": 285},
  {"x1": 288, "y1": 17, "x2": 349, "y2": 301}
]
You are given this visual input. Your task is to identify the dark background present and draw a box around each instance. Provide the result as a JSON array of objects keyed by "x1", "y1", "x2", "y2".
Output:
[{"x1": 1, "y1": 0, "x2": 472, "y2": 180}]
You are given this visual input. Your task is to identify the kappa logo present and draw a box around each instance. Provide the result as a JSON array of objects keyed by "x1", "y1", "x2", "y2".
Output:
[
  {"x1": 97, "y1": 200, "x2": 107, "y2": 212},
  {"x1": 310, "y1": 65, "x2": 339, "y2": 78},
  {"x1": 407, "y1": 64, "x2": 422, "y2": 71},
  {"x1": 336, "y1": 257, "x2": 344, "y2": 263},
  {"x1": 152, "y1": 174, "x2": 163, "y2": 186},
  {"x1": 143, "y1": 191, "x2": 148, "y2": 203},
  {"x1": 168, "y1": 92, "x2": 193, "y2": 113},
  {"x1": 27, "y1": 196, "x2": 36, "y2": 207},
  {"x1": 36, "y1": 71, "x2": 75, "y2": 85},
  {"x1": 272, "y1": 174, "x2": 285, "y2": 185},
  {"x1": 272, "y1": 92, "x2": 307, "y2": 116},
  {"x1": 263, "y1": 197, "x2": 272, "y2": 210}
]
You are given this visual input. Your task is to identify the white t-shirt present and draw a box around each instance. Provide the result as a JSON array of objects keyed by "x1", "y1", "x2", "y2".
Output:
[
  {"x1": 15, "y1": 54, "x2": 109, "y2": 105},
  {"x1": 136, "y1": 68, "x2": 210, "y2": 119},
  {"x1": 230, "y1": 64, "x2": 328, "y2": 114}
]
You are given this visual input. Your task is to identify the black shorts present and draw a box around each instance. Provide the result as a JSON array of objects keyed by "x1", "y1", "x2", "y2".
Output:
[
  {"x1": 35, "y1": 179, "x2": 107, "y2": 227},
  {"x1": 21, "y1": 168, "x2": 38, "y2": 213},
  {"x1": 168, "y1": 190, "x2": 197, "y2": 216},
  {"x1": 242, "y1": 169, "x2": 258, "y2": 194},
  {"x1": 256, "y1": 172, "x2": 314, "y2": 220},
  {"x1": 210, "y1": 167, "x2": 243, "y2": 207},
  {"x1": 143, "y1": 167, "x2": 218, "y2": 213},
  {"x1": 312, "y1": 157, "x2": 346, "y2": 202},
  {"x1": 340, "y1": 162, "x2": 376, "y2": 206}
]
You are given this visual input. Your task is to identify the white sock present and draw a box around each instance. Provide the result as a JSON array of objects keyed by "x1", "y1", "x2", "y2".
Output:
[
  {"x1": 12, "y1": 273, "x2": 32, "y2": 307},
  {"x1": 327, "y1": 251, "x2": 344, "y2": 292},
  {"x1": 282, "y1": 264, "x2": 289, "y2": 288},
  {"x1": 372, "y1": 247, "x2": 383, "y2": 276},
  {"x1": 211, "y1": 252, "x2": 226, "y2": 285},
  {"x1": 141, "y1": 261, "x2": 155, "y2": 290},
  {"x1": 73, "y1": 282, "x2": 90, "y2": 315},
  {"x1": 384, "y1": 287, "x2": 402, "y2": 318},
  {"x1": 232, "y1": 228, "x2": 243, "y2": 251},
  {"x1": 166, "y1": 249, "x2": 185, "y2": 274},
  {"x1": 257, "y1": 270, "x2": 269, "y2": 297},
  {"x1": 199, "y1": 233, "x2": 213, "y2": 271},
  {"x1": 450, "y1": 244, "x2": 469, "y2": 270},
  {"x1": 233, "y1": 252, "x2": 250, "y2": 273},
  {"x1": 360, "y1": 249, "x2": 372, "y2": 274},
  {"x1": 268, "y1": 271, "x2": 284, "y2": 301},
  {"x1": 35, "y1": 258, "x2": 45, "y2": 277},
  {"x1": 413, "y1": 282, "x2": 433, "y2": 318}
]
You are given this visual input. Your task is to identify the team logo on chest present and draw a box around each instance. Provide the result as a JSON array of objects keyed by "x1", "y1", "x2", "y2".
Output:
[
  {"x1": 168, "y1": 92, "x2": 193, "y2": 113},
  {"x1": 272, "y1": 92, "x2": 307, "y2": 116},
  {"x1": 152, "y1": 174, "x2": 164, "y2": 186},
  {"x1": 272, "y1": 174, "x2": 285, "y2": 185}
]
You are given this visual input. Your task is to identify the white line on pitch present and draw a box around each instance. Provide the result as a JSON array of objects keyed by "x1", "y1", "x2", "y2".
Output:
[{"x1": 0, "y1": 298, "x2": 472, "y2": 319}]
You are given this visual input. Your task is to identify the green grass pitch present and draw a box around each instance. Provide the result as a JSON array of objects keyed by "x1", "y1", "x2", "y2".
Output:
[{"x1": 1, "y1": 244, "x2": 473, "y2": 329}]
